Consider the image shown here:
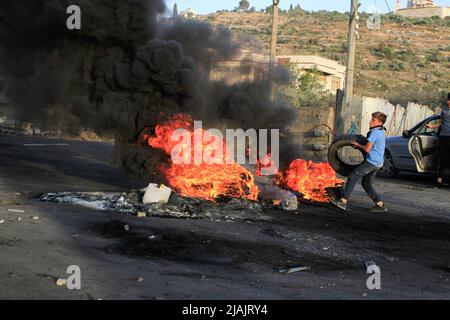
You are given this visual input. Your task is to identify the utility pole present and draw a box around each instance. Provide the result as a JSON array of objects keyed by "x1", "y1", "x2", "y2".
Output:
[
  {"x1": 270, "y1": 0, "x2": 280, "y2": 100},
  {"x1": 337, "y1": 0, "x2": 360, "y2": 135},
  {"x1": 270, "y1": 0, "x2": 280, "y2": 63}
]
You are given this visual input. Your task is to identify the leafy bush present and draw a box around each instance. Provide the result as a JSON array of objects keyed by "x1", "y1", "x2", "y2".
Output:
[
  {"x1": 280, "y1": 64, "x2": 336, "y2": 109},
  {"x1": 388, "y1": 61, "x2": 406, "y2": 71},
  {"x1": 371, "y1": 43, "x2": 397, "y2": 60},
  {"x1": 310, "y1": 10, "x2": 348, "y2": 22},
  {"x1": 371, "y1": 61, "x2": 384, "y2": 71},
  {"x1": 426, "y1": 50, "x2": 446, "y2": 63},
  {"x1": 381, "y1": 13, "x2": 450, "y2": 27},
  {"x1": 397, "y1": 48, "x2": 416, "y2": 62}
]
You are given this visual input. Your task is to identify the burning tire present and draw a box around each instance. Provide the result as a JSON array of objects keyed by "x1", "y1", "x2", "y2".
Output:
[{"x1": 328, "y1": 134, "x2": 368, "y2": 177}]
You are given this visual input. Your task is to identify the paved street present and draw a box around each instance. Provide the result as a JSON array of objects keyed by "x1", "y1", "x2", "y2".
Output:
[{"x1": 0, "y1": 135, "x2": 449, "y2": 299}]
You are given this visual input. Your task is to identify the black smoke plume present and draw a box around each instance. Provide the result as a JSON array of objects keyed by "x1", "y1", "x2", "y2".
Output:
[{"x1": 0, "y1": 0, "x2": 302, "y2": 179}]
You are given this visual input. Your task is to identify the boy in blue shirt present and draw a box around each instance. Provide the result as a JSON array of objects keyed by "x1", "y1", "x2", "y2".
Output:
[{"x1": 331, "y1": 112, "x2": 388, "y2": 213}]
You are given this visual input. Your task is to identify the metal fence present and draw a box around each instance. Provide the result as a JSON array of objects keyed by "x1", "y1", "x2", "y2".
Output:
[{"x1": 351, "y1": 96, "x2": 437, "y2": 137}]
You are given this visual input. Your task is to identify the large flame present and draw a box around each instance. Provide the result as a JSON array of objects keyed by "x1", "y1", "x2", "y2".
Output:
[
  {"x1": 275, "y1": 159, "x2": 343, "y2": 203},
  {"x1": 144, "y1": 114, "x2": 342, "y2": 204},
  {"x1": 144, "y1": 114, "x2": 259, "y2": 202}
]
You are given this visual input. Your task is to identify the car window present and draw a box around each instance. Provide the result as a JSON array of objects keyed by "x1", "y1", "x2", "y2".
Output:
[{"x1": 417, "y1": 119, "x2": 440, "y2": 136}]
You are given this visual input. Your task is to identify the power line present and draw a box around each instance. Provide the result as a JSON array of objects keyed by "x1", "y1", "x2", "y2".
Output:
[{"x1": 384, "y1": 0, "x2": 392, "y2": 12}]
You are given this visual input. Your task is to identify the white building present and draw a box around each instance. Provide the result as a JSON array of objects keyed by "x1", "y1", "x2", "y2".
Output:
[
  {"x1": 407, "y1": 0, "x2": 434, "y2": 8},
  {"x1": 179, "y1": 8, "x2": 197, "y2": 19},
  {"x1": 396, "y1": 0, "x2": 450, "y2": 18},
  {"x1": 277, "y1": 55, "x2": 346, "y2": 93}
]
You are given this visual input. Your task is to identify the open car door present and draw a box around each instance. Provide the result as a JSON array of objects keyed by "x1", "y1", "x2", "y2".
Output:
[{"x1": 408, "y1": 117, "x2": 440, "y2": 173}]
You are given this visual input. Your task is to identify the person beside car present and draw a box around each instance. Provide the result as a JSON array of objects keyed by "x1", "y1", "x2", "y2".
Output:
[
  {"x1": 331, "y1": 112, "x2": 388, "y2": 213},
  {"x1": 426, "y1": 93, "x2": 450, "y2": 187}
]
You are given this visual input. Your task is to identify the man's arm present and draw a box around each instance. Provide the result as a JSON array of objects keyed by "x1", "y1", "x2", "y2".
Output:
[{"x1": 426, "y1": 120, "x2": 442, "y2": 129}]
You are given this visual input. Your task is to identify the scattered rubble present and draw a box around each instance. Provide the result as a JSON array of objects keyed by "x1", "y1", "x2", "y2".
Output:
[
  {"x1": 56, "y1": 279, "x2": 67, "y2": 287},
  {"x1": 257, "y1": 177, "x2": 298, "y2": 211},
  {"x1": 0, "y1": 200, "x2": 20, "y2": 205},
  {"x1": 142, "y1": 184, "x2": 172, "y2": 204},
  {"x1": 278, "y1": 266, "x2": 311, "y2": 274},
  {"x1": 7, "y1": 209, "x2": 25, "y2": 213},
  {"x1": 137, "y1": 212, "x2": 147, "y2": 218},
  {"x1": 384, "y1": 256, "x2": 397, "y2": 262},
  {"x1": 38, "y1": 190, "x2": 273, "y2": 222},
  {"x1": 0, "y1": 118, "x2": 41, "y2": 136}
]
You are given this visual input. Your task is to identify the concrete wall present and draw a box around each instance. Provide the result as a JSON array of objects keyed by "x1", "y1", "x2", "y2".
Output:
[
  {"x1": 285, "y1": 96, "x2": 435, "y2": 163},
  {"x1": 291, "y1": 107, "x2": 336, "y2": 162},
  {"x1": 396, "y1": 6, "x2": 450, "y2": 18}
]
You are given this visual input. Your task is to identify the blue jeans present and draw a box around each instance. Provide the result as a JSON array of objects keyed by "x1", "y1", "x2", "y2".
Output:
[{"x1": 342, "y1": 161, "x2": 382, "y2": 203}]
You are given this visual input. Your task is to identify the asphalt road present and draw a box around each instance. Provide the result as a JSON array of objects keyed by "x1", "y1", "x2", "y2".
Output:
[{"x1": 0, "y1": 135, "x2": 449, "y2": 300}]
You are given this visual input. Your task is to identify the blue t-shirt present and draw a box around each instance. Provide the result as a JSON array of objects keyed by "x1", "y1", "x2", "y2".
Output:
[{"x1": 366, "y1": 129, "x2": 386, "y2": 168}]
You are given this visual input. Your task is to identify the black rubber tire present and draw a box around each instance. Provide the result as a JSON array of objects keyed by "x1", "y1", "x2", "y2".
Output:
[
  {"x1": 377, "y1": 150, "x2": 399, "y2": 178},
  {"x1": 328, "y1": 134, "x2": 368, "y2": 177}
]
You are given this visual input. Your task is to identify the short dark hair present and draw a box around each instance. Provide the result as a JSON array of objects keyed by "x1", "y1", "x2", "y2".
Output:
[
  {"x1": 372, "y1": 112, "x2": 387, "y2": 125},
  {"x1": 447, "y1": 92, "x2": 450, "y2": 101}
]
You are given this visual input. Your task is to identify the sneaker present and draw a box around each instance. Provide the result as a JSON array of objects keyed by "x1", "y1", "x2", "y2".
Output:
[
  {"x1": 369, "y1": 204, "x2": 388, "y2": 213},
  {"x1": 330, "y1": 198, "x2": 348, "y2": 211},
  {"x1": 434, "y1": 182, "x2": 450, "y2": 189}
]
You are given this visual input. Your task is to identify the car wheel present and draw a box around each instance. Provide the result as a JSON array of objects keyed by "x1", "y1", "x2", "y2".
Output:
[
  {"x1": 328, "y1": 134, "x2": 368, "y2": 177},
  {"x1": 378, "y1": 151, "x2": 398, "y2": 178}
]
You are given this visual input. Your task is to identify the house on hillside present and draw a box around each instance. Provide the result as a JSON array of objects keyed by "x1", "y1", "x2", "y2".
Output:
[
  {"x1": 209, "y1": 47, "x2": 270, "y2": 85},
  {"x1": 277, "y1": 55, "x2": 346, "y2": 93},
  {"x1": 180, "y1": 8, "x2": 197, "y2": 19},
  {"x1": 210, "y1": 51, "x2": 346, "y2": 93},
  {"x1": 395, "y1": 0, "x2": 450, "y2": 18}
]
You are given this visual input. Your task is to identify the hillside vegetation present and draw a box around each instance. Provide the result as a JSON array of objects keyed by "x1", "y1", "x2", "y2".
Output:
[{"x1": 196, "y1": 10, "x2": 450, "y2": 108}]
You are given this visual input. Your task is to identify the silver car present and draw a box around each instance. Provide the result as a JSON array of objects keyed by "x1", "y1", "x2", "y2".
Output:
[{"x1": 379, "y1": 114, "x2": 442, "y2": 178}]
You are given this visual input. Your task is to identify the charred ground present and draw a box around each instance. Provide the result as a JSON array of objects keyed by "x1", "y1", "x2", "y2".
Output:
[{"x1": 0, "y1": 135, "x2": 449, "y2": 299}]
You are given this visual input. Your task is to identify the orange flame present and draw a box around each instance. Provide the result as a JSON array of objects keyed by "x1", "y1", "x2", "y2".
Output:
[
  {"x1": 275, "y1": 159, "x2": 343, "y2": 203},
  {"x1": 145, "y1": 114, "x2": 259, "y2": 202}
]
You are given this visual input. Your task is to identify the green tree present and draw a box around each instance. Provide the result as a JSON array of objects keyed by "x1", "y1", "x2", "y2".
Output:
[
  {"x1": 238, "y1": 0, "x2": 250, "y2": 11},
  {"x1": 281, "y1": 65, "x2": 335, "y2": 109}
]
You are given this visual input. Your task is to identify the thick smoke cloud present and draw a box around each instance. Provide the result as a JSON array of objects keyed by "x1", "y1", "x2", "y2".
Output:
[
  {"x1": 0, "y1": 0, "x2": 302, "y2": 178},
  {"x1": 0, "y1": 0, "x2": 166, "y2": 127},
  {"x1": 158, "y1": 20, "x2": 239, "y2": 71}
]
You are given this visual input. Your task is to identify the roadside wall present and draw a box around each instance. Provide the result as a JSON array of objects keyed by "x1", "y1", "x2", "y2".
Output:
[
  {"x1": 396, "y1": 6, "x2": 450, "y2": 18},
  {"x1": 351, "y1": 96, "x2": 436, "y2": 136},
  {"x1": 291, "y1": 106, "x2": 336, "y2": 162}
]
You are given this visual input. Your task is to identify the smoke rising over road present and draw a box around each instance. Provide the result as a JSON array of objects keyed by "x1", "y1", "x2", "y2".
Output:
[{"x1": 0, "y1": 0, "x2": 302, "y2": 178}]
